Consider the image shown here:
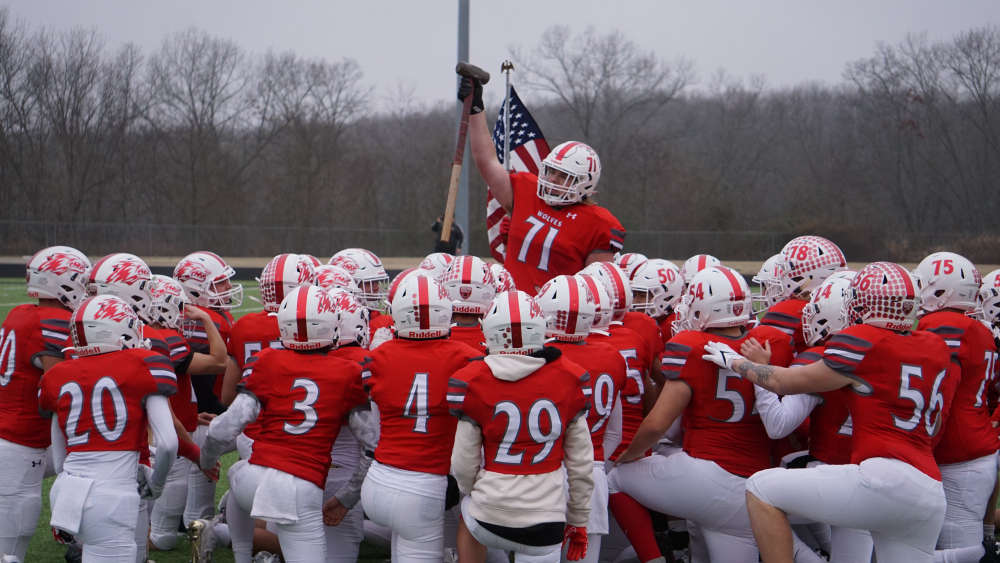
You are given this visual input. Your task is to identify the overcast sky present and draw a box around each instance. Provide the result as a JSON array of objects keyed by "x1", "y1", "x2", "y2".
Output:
[{"x1": 5, "y1": 0, "x2": 999, "y2": 109}]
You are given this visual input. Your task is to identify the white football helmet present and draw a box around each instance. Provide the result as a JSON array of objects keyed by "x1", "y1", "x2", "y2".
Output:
[
  {"x1": 536, "y1": 275, "x2": 597, "y2": 342},
  {"x1": 276, "y1": 285, "x2": 340, "y2": 351},
  {"x1": 577, "y1": 273, "x2": 613, "y2": 333},
  {"x1": 391, "y1": 274, "x2": 452, "y2": 339},
  {"x1": 88, "y1": 253, "x2": 155, "y2": 323},
  {"x1": 979, "y1": 269, "x2": 1000, "y2": 326},
  {"x1": 314, "y1": 265, "x2": 361, "y2": 295},
  {"x1": 258, "y1": 254, "x2": 316, "y2": 313},
  {"x1": 440, "y1": 255, "x2": 496, "y2": 316},
  {"x1": 802, "y1": 272, "x2": 856, "y2": 347},
  {"x1": 489, "y1": 263, "x2": 516, "y2": 292},
  {"x1": 150, "y1": 274, "x2": 189, "y2": 329},
  {"x1": 846, "y1": 262, "x2": 920, "y2": 332},
  {"x1": 388, "y1": 267, "x2": 418, "y2": 305},
  {"x1": 174, "y1": 251, "x2": 243, "y2": 309},
  {"x1": 418, "y1": 252, "x2": 455, "y2": 281},
  {"x1": 581, "y1": 262, "x2": 632, "y2": 322},
  {"x1": 327, "y1": 288, "x2": 370, "y2": 348},
  {"x1": 537, "y1": 141, "x2": 601, "y2": 206},
  {"x1": 614, "y1": 252, "x2": 649, "y2": 281},
  {"x1": 70, "y1": 295, "x2": 147, "y2": 356},
  {"x1": 752, "y1": 254, "x2": 788, "y2": 314},
  {"x1": 779, "y1": 236, "x2": 847, "y2": 298},
  {"x1": 301, "y1": 254, "x2": 322, "y2": 268},
  {"x1": 481, "y1": 290, "x2": 547, "y2": 355},
  {"x1": 630, "y1": 259, "x2": 684, "y2": 317},
  {"x1": 673, "y1": 266, "x2": 752, "y2": 332},
  {"x1": 329, "y1": 248, "x2": 389, "y2": 310},
  {"x1": 913, "y1": 252, "x2": 981, "y2": 313},
  {"x1": 26, "y1": 245, "x2": 91, "y2": 309},
  {"x1": 681, "y1": 254, "x2": 721, "y2": 286}
]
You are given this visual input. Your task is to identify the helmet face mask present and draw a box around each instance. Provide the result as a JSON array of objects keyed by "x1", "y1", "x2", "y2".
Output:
[
  {"x1": 801, "y1": 272, "x2": 855, "y2": 346},
  {"x1": 979, "y1": 269, "x2": 1000, "y2": 326},
  {"x1": 630, "y1": 259, "x2": 683, "y2": 317},
  {"x1": 70, "y1": 295, "x2": 148, "y2": 356},
  {"x1": 26, "y1": 245, "x2": 91, "y2": 309},
  {"x1": 752, "y1": 254, "x2": 788, "y2": 315},
  {"x1": 150, "y1": 274, "x2": 189, "y2": 329},
  {"x1": 536, "y1": 141, "x2": 601, "y2": 207},
  {"x1": 174, "y1": 251, "x2": 243, "y2": 310},
  {"x1": 913, "y1": 252, "x2": 981, "y2": 314}
]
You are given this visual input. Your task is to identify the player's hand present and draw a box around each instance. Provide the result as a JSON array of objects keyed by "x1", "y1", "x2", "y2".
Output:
[
  {"x1": 323, "y1": 497, "x2": 348, "y2": 526},
  {"x1": 183, "y1": 304, "x2": 209, "y2": 323},
  {"x1": 563, "y1": 525, "x2": 588, "y2": 561},
  {"x1": 457, "y1": 76, "x2": 484, "y2": 114},
  {"x1": 201, "y1": 461, "x2": 221, "y2": 482},
  {"x1": 137, "y1": 464, "x2": 162, "y2": 500},
  {"x1": 740, "y1": 337, "x2": 771, "y2": 365},
  {"x1": 197, "y1": 412, "x2": 217, "y2": 426},
  {"x1": 702, "y1": 341, "x2": 745, "y2": 371}
]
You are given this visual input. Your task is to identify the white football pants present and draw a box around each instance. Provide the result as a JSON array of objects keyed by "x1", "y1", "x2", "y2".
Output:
[
  {"x1": 0, "y1": 439, "x2": 45, "y2": 561},
  {"x1": 184, "y1": 425, "x2": 217, "y2": 524},
  {"x1": 148, "y1": 456, "x2": 191, "y2": 549},
  {"x1": 324, "y1": 464, "x2": 364, "y2": 563},
  {"x1": 934, "y1": 451, "x2": 998, "y2": 563},
  {"x1": 51, "y1": 476, "x2": 140, "y2": 563},
  {"x1": 361, "y1": 461, "x2": 447, "y2": 563}
]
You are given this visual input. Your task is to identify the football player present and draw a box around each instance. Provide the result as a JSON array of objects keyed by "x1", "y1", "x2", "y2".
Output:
[
  {"x1": 360, "y1": 274, "x2": 482, "y2": 561},
  {"x1": 441, "y1": 255, "x2": 495, "y2": 354},
  {"x1": 418, "y1": 252, "x2": 455, "y2": 281},
  {"x1": 752, "y1": 254, "x2": 788, "y2": 317},
  {"x1": 489, "y1": 263, "x2": 516, "y2": 294},
  {"x1": 460, "y1": 75, "x2": 625, "y2": 295},
  {"x1": 912, "y1": 252, "x2": 998, "y2": 562},
  {"x1": 41, "y1": 295, "x2": 178, "y2": 561},
  {"x1": 679, "y1": 254, "x2": 721, "y2": 289},
  {"x1": 630, "y1": 259, "x2": 684, "y2": 345},
  {"x1": 449, "y1": 290, "x2": 594, "y2": 563},
  {"x1": 759, "y1": 236, "x2": 847, "y2": 353},
  {"x1": 0, "y1": 246, "x2": 89, "y2": 560},
  {"x1": 329, "y1": 248, "x2": 392, "y2": 346},
  {"x1": 704, "y1": 262, "x2": 956, "y2": 562},
  {"x1": 200, "y1": 286, "x2": 375, "y2": 563}
]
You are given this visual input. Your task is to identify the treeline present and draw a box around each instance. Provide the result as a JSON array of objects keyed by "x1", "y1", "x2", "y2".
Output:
[{"x1": 0, "y1": 11, "x2": 997, "y2": 262}]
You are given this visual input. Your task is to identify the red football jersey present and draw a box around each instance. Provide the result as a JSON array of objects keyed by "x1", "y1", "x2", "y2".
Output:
[
  {"x1": 241, "y1": 348, "x2": 367, "y2": 488},
  {"x1": 622, "y1": 312, "x2": 664, "y2": 371},
  {"x1": 760, "y1": 298, "x2": 809, "y2": 354},
  {"x1": 504, "y1": 172, "x2": 625, "y2": 294},
  {"x1": 661, "y1": 330, "x2": 770, "y2": 477},
  {"x1": 0, "y1": 304, "x2": 73, "y2": 448},
  {"x1": 823, "y1": 324, "x2": 957, "y2": 480},
  {"x1": 183, "y1": 306, "x2": 234, "y2": 412},
  {"x1": 39, "y1": 349, "x2": 177, "y2": 454},
  {"x1": 919, "y1": 311, "x2": 1000, "y2": 464},
  {"x1": 449, "y1": 325, "x2": 487, "y2": 355},
  {"x1": 658, "y1": 313, "x2": 677, "y2": 345},
  {"x1": 447, "y1": 352, "x2": 590, "y2": 475},
  {"x1": 591, "y1": 325, "x2": 651, "y2": 461},
  {"x1": 550, "y1": 340, "x2": 627, "y2": 460},
  {"x1": 363, "y1": 338, "x2": 481, "y2": 474},
  {"x1": 228, "y1": 311, "x2": 282, "y2": 370},
  {"x1": 792, "y1": 347, "x2": 852, "y2": 465},
  {"x1": 145, "y1": 325, "x2": 198, "y2": 432}
]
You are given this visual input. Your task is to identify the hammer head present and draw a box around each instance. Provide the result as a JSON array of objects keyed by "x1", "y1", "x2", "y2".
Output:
[{"x1": 456, "y1": 62, "x2": 490, "y2": 85}]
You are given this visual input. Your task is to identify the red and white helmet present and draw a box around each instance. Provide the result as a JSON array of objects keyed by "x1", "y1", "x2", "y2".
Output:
[
  {"x1": 481, "y1": 290, "x2": 547, "y2": 355},
  {"x1": 150, "y1": 274, "x2": 189, "y2": 329},
  {"x1": 418, "y1": 252, "x2": 455, "y2": 281},
  {"x1": 536, "y1": 275, "x2": 597, "y2": 342},
  {"x1": 70, "y1": 295, "x2": 147, "y2": 356},
  {"x1": 276, "y1": 285, "x2": 340, "y2": 351},
  {"x1": 88, "y1": 253, "x2": 155, "y2": 323},
  {"x1": 258, "y1": 254, "x2": 316, "y2": 313},
  {"x1": 391, "y1": 275, "x2": 452, "y2": 339},
  {"x1": 630, "y1": 259, "x2": 684, "y2": 317},
  {"x1": 327, "y1": 288, "x2": 370, "y2": 348},
  {"x1": 681, "y1": 254, "x2": 721, "y2": 286},
  {"x1": 388, "y1": 267, "x2": 418, "y2": 304},
  {"x1": 802, "y1": 271, "x2": 856, "y2": 347},
  {"x1": 752, "y1": 254, "x2": 788, "y2": 314},
  {"x1": 441, "y1": 255, "x2": 496, "y2": 316},
  {"x1": 314, "y1": 265, "x2": 361, "y2": 295},
  {"x1": 979, "y1": 269, "x2": 1000, "y2": 326},
  {"x1": 581, "y1": 262, "x2": 632, "y2": 322},
  {"x1": 174, "y1": 251, "x2": 243, "y2": 309},
  {"x1": 26, "y1": 245, "x2": 91, "y2": 309},
  {"x1": 329, "y1": 248, "x2": 389, "y2": 310},
  {"x1": 489, "y1": 263, "x2": 516, "y2": 292},
  {"x1": 673, "y1": 266, "x2": 751, "y2": 332},
  {"x1": 846, "y1": 262, "x2": 919, "y2": 332},
  {"x1": 577, "y1": 273, "x2": 613, "y2": 333},
  {"x1": 614, "y1": 252, "x2": 649, "y2": 281},
  {"x1": 301, "y1": 254, "x2": 322, "y2": 268},
  {"x1": 779, "y1": 236, "x2": 847, "y2": 297},
  {"x1": 537, "y1": 141, "x2": 601, "y2": 206},
  {"x1": 913, "y1": 252, "x2": 981, "y2": 313}
]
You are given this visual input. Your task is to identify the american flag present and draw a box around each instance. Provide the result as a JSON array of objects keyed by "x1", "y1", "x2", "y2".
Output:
[{"x1": 487, "y1": 86, "x2": 550, "y2": 262}]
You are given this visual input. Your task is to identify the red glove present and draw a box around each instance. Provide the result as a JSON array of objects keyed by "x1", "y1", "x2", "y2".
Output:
[{"x1": 564, "y1": 525, "x2": 588, "y2": 561}]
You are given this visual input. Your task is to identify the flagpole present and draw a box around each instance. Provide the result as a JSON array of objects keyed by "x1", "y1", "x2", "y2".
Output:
[{"x1": 502, "y1": 60, "x2": 514, "y2": 172}]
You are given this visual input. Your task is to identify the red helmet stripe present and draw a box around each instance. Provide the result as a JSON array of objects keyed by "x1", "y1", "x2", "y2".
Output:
[
  {"x1": 718, "y1": 267, "x2": 746, "y2": 301},
  {"x1": 604, "y1": 264, "x2": 626, "y2": 306},
  {"x1": 461, "y1": 256, "x2": 473, "y2": 285},
  {"x1": 418, "y1": 276, "x2": 430, "y2": 330},
  {"x1": 74, "y1": 298, "x2": 92, "y2": 346},
  {"x1": 581, "y1": 275, "x2": 602, "y2": 308},
  {"x1": 295, "y1": 288, "x2": 310, "y2": 342},
  {"x1": 90, "y1": 254, "x2": 113, "y2": 283},
  {"x1": 555, "y1": 141, "x2": 581, "y2": 160},
  {"x1": 566, "y1": 279, "x2": 580, "y2": 334},
  {"x1": 697, "y1": 255, "x2": 706, "y2": 271},
  {"x1": 274, "y1": 254, "x2": 290, "y2": 303},
  {"x1": 892, "y1": 263, "x2": 915, "y2": 298},
  {"x1": 508, "y1": 291, "x2": 523, "y2": 349}
]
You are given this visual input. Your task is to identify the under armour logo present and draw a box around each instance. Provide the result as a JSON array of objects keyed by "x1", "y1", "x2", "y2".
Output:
[
  {"x1": 566, "y1": 212, "x2": 578, "y2": 220},
  {"x1": 31, "y1": 460, "x2": 42, "y2": 467}
]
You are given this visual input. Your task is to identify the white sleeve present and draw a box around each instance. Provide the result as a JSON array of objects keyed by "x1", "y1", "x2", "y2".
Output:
[
  {"x1": 50, "y1": 417, "x2": 66, "y2": 474},
  {"x1": 450, "y1": 419, "x2": 483, "y2": 497},
  {"x1": 201, "y1": 392, "x2": 259, "y2": 470},
  {"x1": 563, "y1": 415, "x2": 595, "y2": 527},
  {"x1": 333, "y1": 407, "x2": 379, "y2": 508},
  {"x1": 753, "y1": 386, "x2": 820, "y2": 439},
  {"x1": 601, "y1": 395, "x2": 623, "y2": 461},
  {"x1": 146, "y1": 395, "x2": 178, "y2": 496}
]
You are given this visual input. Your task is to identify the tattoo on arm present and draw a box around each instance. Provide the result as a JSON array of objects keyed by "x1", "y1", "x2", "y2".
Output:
[{"x1": 734, "y1": 360, "x2": 775, "y2": 387}]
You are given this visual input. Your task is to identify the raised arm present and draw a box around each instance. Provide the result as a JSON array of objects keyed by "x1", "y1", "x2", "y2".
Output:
[{"x1": 460, "y1": 77, "x2": 513, "y2": 212}]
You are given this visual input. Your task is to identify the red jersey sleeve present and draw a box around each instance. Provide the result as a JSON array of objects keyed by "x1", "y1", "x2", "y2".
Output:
[
  {"x1": 749, "y1": 325, "x2": 795, "y2": 368},
  {"x1": 141, "y1": 352, "x2": 179, "y2": 397},
  {"x1": 38, "y1": 314, "x2": 72, "y2": 360}
]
